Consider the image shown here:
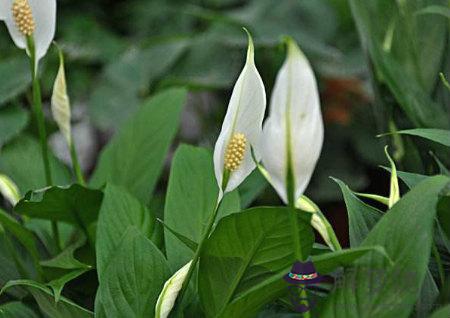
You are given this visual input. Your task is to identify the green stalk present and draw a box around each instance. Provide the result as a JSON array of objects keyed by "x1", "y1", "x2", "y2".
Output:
[
  {"x1": 287, "y1": 166, "x2": 311, "y2": 318},
  {"x1": 176, "y1": 198, "x2": 223, "y2": 309},
  {"x1": 286, "y1": 133, "x2": 311, "y2": 317},
  {"x1": 70, "y1": 141, "x2": 85, "y2": 186},
  {"x1": 26, "y1": 36, "x2": 60, "y2": 251},
  {"x1": 27, "y1": 36, "x2": 52, "y2": 186},
  {"x1": 287, "y1": 165, "x2": 301, "y2": 260}
]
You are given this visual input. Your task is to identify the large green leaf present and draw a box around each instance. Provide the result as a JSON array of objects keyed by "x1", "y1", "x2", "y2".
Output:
[
  {"x1": 332, "y1": 178, "x2": 383, "y2": 247},
  {"x1": 164, "y1": 145, "x2": 240, "y2": 269},
  {"x1": 90, "y1": 88, "x2": 187, "y2": 203},
  {"x1": 14, "y1": 184, "x2": 103, "y2": 242},
  {"x1": 395, "y1": 129, "x2": 450, "y2": 147},
  {"x1": 0, "y1": 135, "x2": 71, "y2": 193},
  {"x1": 0, "y1": 106, "x2": 28, "y2": 147},
  {"x1": 95, "y1": 184, "x2": 155, "y2": 279},
  {"x1": 0, "y1": 280, "x2": 93, "y2": 318},
  {"x1": 0, "y1": 57, "x2": 30, "y2": 106},
  {"x1": 0, "y1": 302, "x2": 39, "y2": 318},
  {"x1": 96, "y1": 228, "x2": 170, "y2": 318},
  {"x1": 198, "y1": 207, "x2": 314, "y2": 317},
  {"x1": 321, "y1": 175, "x2": 450, "y2": 317}
]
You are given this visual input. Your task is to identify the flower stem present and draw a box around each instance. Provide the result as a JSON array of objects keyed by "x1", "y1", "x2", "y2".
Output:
[
  {"x1": 287, "y1": 163, "x2": 311, "y2": 317},
  {"x1": 26, "y1": 36, "x2": 60, "y2": 251},
  {"x1": 27, "y1": 37, "x2": 52, "y2": 186},
  {"x1": 70, "y1": 141, "x2": 85, "y2": 186},
  {"x1": 175, "y1": 197, "x2": 223, "y2": 311}
]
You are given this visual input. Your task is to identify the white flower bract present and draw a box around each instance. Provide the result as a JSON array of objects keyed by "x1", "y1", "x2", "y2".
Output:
[
  {"x1": 0, "y1": 0, "x2": 56, "y2": 62},
  {"x1": 213, "y1": 31, "x2": 266, "y2": 197},
  {"x1": 261, "y1": 38, "x2": 324, "y2": 203}
]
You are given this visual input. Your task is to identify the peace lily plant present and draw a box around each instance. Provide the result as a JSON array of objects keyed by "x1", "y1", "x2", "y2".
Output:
[{"x1": 1, "y1": 3, "x2": 449, "y2": 318}]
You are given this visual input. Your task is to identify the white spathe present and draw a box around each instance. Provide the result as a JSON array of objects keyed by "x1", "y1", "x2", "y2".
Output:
[
  {"x1": 261, "y1": 38, "x2": 324, "y2": 203},
  {"x1": 213, "y1": 31, "x2": 266, "y2": 197},
  {"x1": 0, "y1": 0, "x2": 56, "y2": 62},
  {"x1": 155, "y1": 260, "x2": 192, "y2": 318}
]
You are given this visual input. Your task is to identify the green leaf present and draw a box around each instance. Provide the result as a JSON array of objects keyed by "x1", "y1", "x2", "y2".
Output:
[
  {"x1": 198, "y1": 207, "x2": 314, "y2": 317},
  {"x1": 96, "y1": 228, "x2": 170, "y2": 318},
  {"x1": 0, "y1": 106, "x2": 28, "y2": 147},
  {"x1": 95, "y1": 184, "x2": 155, "y2": 279},
  {"x1": 394, "y1": 129, "x2": 450, "y2": 147},
  {"x1": 0, "y1": 209, "x2": 42, "y2": 277},
  {"x1": 40, "y1": 235, "x2": 91, "y2": 270},
  {"x1": 332, "y1": 178, "x2": 383, "y2": 247},
  {"x1": 321, "y1": 175, "x2": 450, "y2": 317},
  {"x1": 0, "y1": 57, "x2": 30, "y2": 106},
  {"x1": 14, "y1": 185, "x2": 103, "y2": 239},
  {"x1": 381, "y1": 166, "x2": 428, "y2": 189},
  {"x1": 0, "y1": 279, "x2": 93, "y2": 318},
  {"x1": 157, "y1": 218, "x2": 198, "y2": 252},
  {"x1": 164, "y1": 145, "x2": 240, "y2": 269},
  {"x1": 47, "y1": 268, "x2": 90, "y2": 303},
  {"x1": 0, "y1": 302, "x2": 39, "y2": 318},
  {"x1": 0, "y1": 135, "x2": 71, "y2": 193},
  {"x1": 90, "y1": 88, "x2": 187, "y2": 203}
]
